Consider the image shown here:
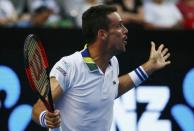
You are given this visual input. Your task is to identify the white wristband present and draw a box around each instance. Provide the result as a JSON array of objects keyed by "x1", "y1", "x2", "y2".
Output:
[
  {"x1": 128, "y1": 66, "x2": 148, "y2": 87},
  {"x1": 39, "y1": 110, "x2": 47, "y2": 128}
]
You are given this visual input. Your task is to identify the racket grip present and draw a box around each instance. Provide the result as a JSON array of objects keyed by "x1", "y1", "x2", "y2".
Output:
[{"x1": 49, "y1": 126, "x2": 62, "y2": 131}]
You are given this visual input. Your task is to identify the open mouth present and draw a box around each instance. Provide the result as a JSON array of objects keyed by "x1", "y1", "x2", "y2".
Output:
[{"x1": 123, "y1": 36, "x2": 128, "y2": 45}]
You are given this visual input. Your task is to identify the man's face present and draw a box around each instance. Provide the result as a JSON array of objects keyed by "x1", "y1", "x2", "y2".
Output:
[{"x1": 105, "y1": 12, "x2": 128, "y2": 55}]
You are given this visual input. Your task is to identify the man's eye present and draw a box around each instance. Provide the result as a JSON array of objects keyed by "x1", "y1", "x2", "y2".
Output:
[
  {"x1": 118, "y1": 24, "x2": 122, "y2": 27},
  {"x1": 117, "y1": 23, "x2": 124, "y2": 28}
]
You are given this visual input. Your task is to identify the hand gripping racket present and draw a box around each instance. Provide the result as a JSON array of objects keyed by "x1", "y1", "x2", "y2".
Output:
[{"x1": 24, "y1": 34, "x2": 62, "y2": 131}]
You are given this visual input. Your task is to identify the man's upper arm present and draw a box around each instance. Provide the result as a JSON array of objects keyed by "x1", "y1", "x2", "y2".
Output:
[
  {"x1": 50, "y1": 77, "x2": 64, "y2": 101},
  {"x1": 49, "y1": 57, "x2": 73, "y2": 92}
]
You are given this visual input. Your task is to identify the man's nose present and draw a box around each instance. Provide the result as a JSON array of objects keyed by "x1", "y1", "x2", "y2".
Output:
[{"x1": 122, "y1": 25, "x2": 128, "y2": 34}]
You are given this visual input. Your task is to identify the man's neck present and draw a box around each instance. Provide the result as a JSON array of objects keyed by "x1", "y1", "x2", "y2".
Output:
[{"x1": 88, "y1": 42, "x2": 112, "y2": 73}]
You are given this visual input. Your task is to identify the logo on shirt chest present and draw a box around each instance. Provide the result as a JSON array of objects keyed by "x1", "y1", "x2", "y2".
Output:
[{"x1": 113, "y1": 80, "x2": 116, "y2": 85}]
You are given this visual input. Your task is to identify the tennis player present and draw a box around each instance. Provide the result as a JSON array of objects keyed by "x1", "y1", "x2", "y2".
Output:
[{"x1": 32, "y1": 5, "x2": 171, "y2": 131}]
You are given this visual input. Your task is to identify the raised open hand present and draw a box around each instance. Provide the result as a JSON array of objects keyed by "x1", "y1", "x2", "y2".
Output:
[{"x1": 148, "y1": 41, "x2": 171, "y2": 71}]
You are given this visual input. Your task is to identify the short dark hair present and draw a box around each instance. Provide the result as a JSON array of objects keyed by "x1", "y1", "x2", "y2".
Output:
[
  {"x1": 82, "y1": 5, "x2": 117, "y2": 44},
  {"x1": 33, "y1": 5, "x2": 52, "y2": 15}
]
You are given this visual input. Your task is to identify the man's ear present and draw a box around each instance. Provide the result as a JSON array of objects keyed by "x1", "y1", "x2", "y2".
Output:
[{"x1": 98, "y1": 29, "x2": 108, "y2": 40}]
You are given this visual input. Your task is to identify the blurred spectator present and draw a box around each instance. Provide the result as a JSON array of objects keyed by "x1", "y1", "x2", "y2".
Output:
[
  {"x1": 105, "y1": 0, "x2": 144, "y2": 29},
  {"x1": 16, "y1": 5, "x2": 52, "y2": 28},
  {"x1": 27, "y1": 0, "x2": 61, "y2": 28},
  {"x1": 177, "y1": 0, "x2": 194, "y2": 29},
  {"x1": 15, "y1": 0, "x2": 74, "y2": 28},
  {"x1": 0, "y1": 0, "x2": 17, "y2": 27},
  {"x1": 76, "y1": 0, "x2": 104, "y2": 28},
  {"x1": 62, "y1": 0, "x2": 103, "y2": 28},
  {"x1": 27, "y1": 0, "x2": 59, "y2": 14},
  {"x1": 10, "y1": 0, "x2": 26, "y2": 15},
  {"x1": 143, "y1": 0, "x2": 183, "y2": 29}
]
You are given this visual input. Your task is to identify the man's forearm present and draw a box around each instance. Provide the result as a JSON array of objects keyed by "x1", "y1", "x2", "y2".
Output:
[
  {"x1": 118, "y1": 73, "x2": 135, "y2": 97},
  {"x1": 32, "y1": 99, "x2": 47, "y2": 125},
  {"x1": 118, "y1": 64, "x2": 150, "y2": 98},
  {"x1": 141, "y1": 61, "x2": 156, "y2": 76}
]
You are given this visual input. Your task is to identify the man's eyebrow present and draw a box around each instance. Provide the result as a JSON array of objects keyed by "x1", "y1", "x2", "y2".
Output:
[
  {"x1": 119, "y1": 21, "x2": 124, "y2": 24},
  {"x1": 110, "y1": 20, "x2": 124, "y2": 27}
]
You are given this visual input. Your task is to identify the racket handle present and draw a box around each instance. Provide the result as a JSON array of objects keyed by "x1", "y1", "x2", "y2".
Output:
[{"x1": 49, "y1": 126, "x2": 62, "y2": 131}]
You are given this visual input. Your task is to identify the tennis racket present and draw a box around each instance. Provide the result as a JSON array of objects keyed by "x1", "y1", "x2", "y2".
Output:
[{"x1": 24, "y1": 34, "x2": 62, "y2": 131}]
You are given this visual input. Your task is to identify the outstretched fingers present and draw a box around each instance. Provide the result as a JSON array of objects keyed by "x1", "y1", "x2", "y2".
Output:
[
  {"x1": 164, "y1": 52, "x2": 171, "y2": 61},
  {"x1": 149, "y1": 41, "x2": 171, "y2": 68},
  {"x1": 158, "y1": 44, "x2": 164, "y2": 53},
  {"x1": 162, "y1": 48, "x2": 168, "y2": 56},
  {"x1": 151, "y1": 41, "x2": 156, "y2": 51}
]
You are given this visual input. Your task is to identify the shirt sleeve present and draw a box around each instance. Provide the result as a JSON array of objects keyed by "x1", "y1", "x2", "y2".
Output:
[{"x1": 50, "y1": 57, "x2": 73, "y2": 92}]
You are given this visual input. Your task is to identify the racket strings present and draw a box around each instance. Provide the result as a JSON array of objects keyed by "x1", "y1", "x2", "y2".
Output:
[
  {"x1": 29, "y1": 64, "x2": 49, "y2": 97},
  {"x1": 27, "y1": 38, "x2": 49, "y2": 97}
]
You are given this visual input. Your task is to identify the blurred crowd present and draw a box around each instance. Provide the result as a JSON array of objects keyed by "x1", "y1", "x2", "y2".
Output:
[{"x1": 0, "y1": 0, "x2": 194, "y2": 29}]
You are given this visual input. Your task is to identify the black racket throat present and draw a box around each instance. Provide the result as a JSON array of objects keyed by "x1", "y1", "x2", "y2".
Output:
[{"x1": 36, "y1": 91, "x2": 54, "y2": 112}]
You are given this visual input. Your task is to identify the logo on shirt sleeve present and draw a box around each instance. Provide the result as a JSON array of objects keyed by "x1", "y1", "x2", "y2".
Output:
[
  {"x1": 63, "y1": 61, "x2": 71, "y2": 69},
  {"x1": 56, "y1": 66, "x2": 67, "y2": 76}
]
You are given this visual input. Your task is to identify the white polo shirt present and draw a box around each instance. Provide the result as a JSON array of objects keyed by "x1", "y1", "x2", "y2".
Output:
[{"x1": 50, "y1": 47, "x2": 119, "y2": 131}]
